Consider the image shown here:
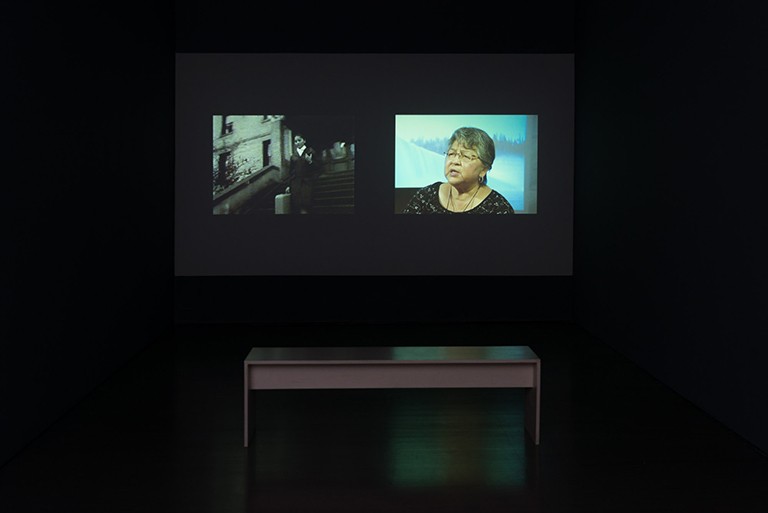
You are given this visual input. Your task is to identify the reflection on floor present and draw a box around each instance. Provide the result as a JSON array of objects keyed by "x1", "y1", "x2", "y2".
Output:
[{"x1": 0, "y1": 322, "x2": 766, "y2": 513}]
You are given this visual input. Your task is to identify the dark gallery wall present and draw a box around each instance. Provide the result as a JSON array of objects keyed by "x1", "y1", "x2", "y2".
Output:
[
  {"x1": 2, "y1": 6, "x2": 174, "y2": 467},
  {"x1": 5, "y1": 0, "x2": 766, "y2": 476},
  {"x1": 172, "y1": 3, "x2": 578, "y2": 325},
  {"x1": 174, "y1": 277, "x2": 575, "y2": 324},
  {"x1": 574, "y1": 3, "x2": 768, "y2": 454},
  {"x1": 2, "y1": 1, "x2": 576, "y2": 469}
]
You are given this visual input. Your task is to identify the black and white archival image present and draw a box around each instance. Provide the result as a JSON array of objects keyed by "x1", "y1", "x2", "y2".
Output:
[{"x1": 212, "y1": 115, "x2": 355, "y2": 215}]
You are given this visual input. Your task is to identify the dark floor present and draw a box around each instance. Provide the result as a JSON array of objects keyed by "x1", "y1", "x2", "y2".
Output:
[{"x1": 1, "y1": 322, "x2": 766, "y2": 513}]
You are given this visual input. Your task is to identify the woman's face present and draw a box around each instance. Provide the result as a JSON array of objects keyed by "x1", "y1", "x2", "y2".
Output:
[{"x1": 444, "y1": 143, "x2": 487, "y2": 188}]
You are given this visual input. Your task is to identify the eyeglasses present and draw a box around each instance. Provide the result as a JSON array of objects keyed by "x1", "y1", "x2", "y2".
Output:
[{"x1": 444, "y1": 149, "x2": 485, "y2": 165}]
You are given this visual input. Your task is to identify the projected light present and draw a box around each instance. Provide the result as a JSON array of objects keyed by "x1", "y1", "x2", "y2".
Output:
[
  {"x1": 211, "y1": 114, "x2": 355, "y2": 215},
  {"x1": 395, "y1": 114, "x2": 538, "y2": 214},
  {"x1": 175, "y1": 53, "x2": 573, "y2": 276},
  {"x1": 389, "y1": 390, "x2": 527, "y2": 488}
]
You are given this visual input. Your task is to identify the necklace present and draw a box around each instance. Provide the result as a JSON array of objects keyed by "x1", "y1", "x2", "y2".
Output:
[{"x1": 448, "y1": 186, "x2": 481, "y2": 212}]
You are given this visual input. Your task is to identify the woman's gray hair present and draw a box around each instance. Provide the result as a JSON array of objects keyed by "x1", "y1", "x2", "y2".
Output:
[{"x1": 447, "y1": 127, "x2": 495, "y2": 184}]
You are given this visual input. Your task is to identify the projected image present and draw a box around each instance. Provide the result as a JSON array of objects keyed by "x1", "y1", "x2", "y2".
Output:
[
  {"x1": 212, "y1": 114, "x2": 355, "y2": 215},
  {"x1": 394, "y1": 115, "x2": 538, "y2": 214}
]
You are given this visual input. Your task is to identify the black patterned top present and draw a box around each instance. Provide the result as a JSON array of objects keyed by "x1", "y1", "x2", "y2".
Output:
[{"x1": 402, "y1": 182, "x2": 515, "y2": 214}]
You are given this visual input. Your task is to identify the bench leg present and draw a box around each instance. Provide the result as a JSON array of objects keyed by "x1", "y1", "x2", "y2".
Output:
[
  {"x1": 244, "y1": 366, "x2": 250, "y2": 447},
  {"x1": 525, "y1": 387, "x2": 540, "y2": 444},
  {"x1": 524, "y1": 361, "x2": 541, "y2": 444}
]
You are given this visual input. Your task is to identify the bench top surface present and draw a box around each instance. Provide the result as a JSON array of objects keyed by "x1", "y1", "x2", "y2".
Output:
[{"x1": 245, "y1": 346, "x2": 539, "y2": 364}]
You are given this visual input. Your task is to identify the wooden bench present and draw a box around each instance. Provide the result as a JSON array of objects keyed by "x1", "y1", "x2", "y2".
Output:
[{"x1": 244, "y1": 345, "x2": 541, "y2": 447}]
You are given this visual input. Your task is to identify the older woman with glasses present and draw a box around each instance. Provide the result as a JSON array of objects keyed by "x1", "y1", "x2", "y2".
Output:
[{"x1": 401, "y1": 127, "x2": 515, "y2": 214}]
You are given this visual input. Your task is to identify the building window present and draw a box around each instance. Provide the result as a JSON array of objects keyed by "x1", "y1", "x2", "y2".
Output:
[
  {"x1": 263, "y1": 140, "x2": 271, "y2": 167},
  {"x1": 216, "y1": 151, "x2": 231, "y2": 186},
  {"x1": 221, "y1": 115, "x2": 233, "y2": 135}
]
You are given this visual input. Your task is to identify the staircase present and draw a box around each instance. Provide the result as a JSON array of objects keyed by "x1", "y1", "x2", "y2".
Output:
[
  {"x1": 240, "y1": 157, "x2": 355, "y2": 214},
  {"x1": 311, "y1": 157, "x2": 355, "y2": 214}
]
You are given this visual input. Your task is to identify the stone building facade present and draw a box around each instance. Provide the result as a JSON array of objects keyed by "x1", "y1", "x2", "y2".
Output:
[{"x1": 212, "y1": 115, "x2": 295, "y2": 214}]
